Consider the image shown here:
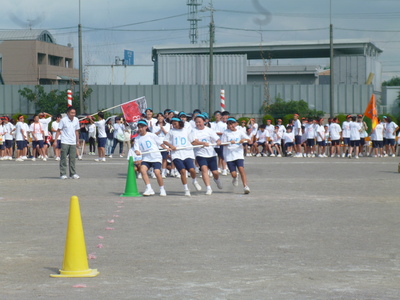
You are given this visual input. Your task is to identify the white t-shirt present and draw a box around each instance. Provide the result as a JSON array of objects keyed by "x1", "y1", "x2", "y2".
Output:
[
  {"x1": 3, "y1": 123, "x2": 15, "y2": 140},
  {"x1": 272, "y1": 132, "x2": 281, "y2": 144},
  {"x1": 127, "y1": 147, "x2": 142, "y2": 162},
  {"x1": 22, "y1": 123, "x2": 29, "y2": 139},
  {"x1": 265, "y1": 124, "x2": 275, "y2": 138},
  {"x1": 39, "y1": 117, "x2": 52, "y2": 136},
  {"x1": 95, "y1": 119, "x2": 107, "y2": 138},
  {"x1": 250, "y1": 122, "x2": 259, "y2": 136},
  {"x1": 29, "y1": 122, "x2": 44, "y2": 141},
  {"x1": 58, "y1": 116, "x2": 80, "y2": 145},
  {"x1": 145, "y1": 117, "x2": 158, "y2": 132},
  {"x1": 371, "y1": 123, "x2": 384, "y2": 141},
  {"x1": 329, "y1": 123, "x2": 342, "y2": 140},
  {"x1": 113, "y1": 123, "x2": 125, "y2": 138},
  {"x1": 221, "y1": 129, "x2": 248, "y2": 162},
  {"x1": 294, "y1": 119, "x2": 302, "y2": 136},
  {"x1": 192, "y1": 126, "x2": 220, "y2": 158},
  {"x1": 316, "y1": 125, "x2": 325, "y2": 142},
  {"x1": 134, "y1": 132, "x2": 163, "y2": 163},
  {"x1": 305, "y1": 123, "x2": 317, "y2": 139},
  {"x1": 15, "y1": 121, "x2": 25, "y2": 141},
  {"x1": 256, "y1": 129, "x2": 268, "y2": 143},
  {"x1": 384, "y1": 121, "x2": 398, "y2": 139},
  {"x1": 349, "y1": 121, "x2": 361, "y2": 141},
  {"x1": 51, "y1": 121, "x2": 61, "y2": 140},
  {"x1": 152, "y1": 122, "x2": 171, "y2": 139},
  {"x1": 283, "y1": 132, "x2": 295, "y2": 144},
  {"x1": 342, "y1": 121, "x2": 351, "y2": 138},
  {"x1": 88, "y1": 124, "x2": 96, "y2": 139},
  {"x1": 210, "y1": 121, "x2": 227, "y2": 135},
  {"x1": 164, "y1": 128, "x2": 195, "y2": 160}
]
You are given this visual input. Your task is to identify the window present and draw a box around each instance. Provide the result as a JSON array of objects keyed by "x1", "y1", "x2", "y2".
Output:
[
  {"x1": 38, "y1": 53, "x2": 46, "y2": 65},
  {"x1": 48, "y1": 55, "x2": 62, "y2": 66}
]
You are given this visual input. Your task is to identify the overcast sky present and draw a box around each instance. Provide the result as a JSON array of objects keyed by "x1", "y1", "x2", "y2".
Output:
[{"x1": 1, "y1": 0, "x2": 400, "y2": 80}]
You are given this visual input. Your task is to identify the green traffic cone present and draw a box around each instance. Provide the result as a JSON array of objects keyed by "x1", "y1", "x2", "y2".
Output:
[{"x1": 120, "y1": 156, "x2": 142, "y2": 197}]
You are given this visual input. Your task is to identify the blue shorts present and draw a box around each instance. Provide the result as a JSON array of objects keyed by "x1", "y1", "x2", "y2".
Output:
[
  {"x1": 16, "y1": 141, "x2": 25, "y2": 150},
  {"x1": 173, "y1": 158, "x2": 195, "y2": 172},
  {"x1": 98, "y1": 137, "x2": 107, "y2": 148},
  {"x1": 141, "y1": 161, "x2": 161, "y2": 170},
  {"x1": 295, "y1": 135, "x2": 302, "y2": 145},
  {"x1": 307, "y1": 139, "x2": 315, "y2": 147},
  {"x1": 350, "y1": 140, "x2": 360, "y2": 147},
  {"x1": 343, "y1": 137, "x2": 350, "y2": 145},
  {"x1": 33, "y1": 140, "x2": 44, "y2": 149},
  {"x1": 196, "y1": 156, "x2": 218, "y2": 171},
  {"x1": 317, "y1": 141, "x2": 326, "y2": 147},
  {"x1": 0, "y1": 144, "x2": 4, "y2": 150},
  {"x1": 56, "y1": 140, "x2": 61, "y2": 149},
  {"x1": 331, "y1": 140, "x2": 340, "y2": 146},
  {"x1": 5, "y1": 140, "x2": 13, "y2": 148},
  {"x1": 214, "y1": 147, "x2": 224, "y2": 159},
  {"x1": 227, "y1": 159, "x2": 245, "y2": 173},
  {"x1": 385, "y1": 139, "x2": 395, "y2": 146},
  {"x1": 285, "y1": 142, "x2": 294, "y2": 148},
  {"x1": 372, "y1": 141, "x2": 383, "y2": 148},
  {"x1": 161, "y1": 150, "x2": 168, "y2": 160}
]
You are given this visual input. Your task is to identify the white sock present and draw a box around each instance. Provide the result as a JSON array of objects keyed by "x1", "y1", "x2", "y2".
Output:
[
  {"x1": 206, "y1": 185, "x2": 211, "y2": 190},
  {"x1": 183, "y1": 184, "x2": 188, "y2": 190},
  {"x1": 146, "y1": 184, "x2": 152, "y2": 189}
]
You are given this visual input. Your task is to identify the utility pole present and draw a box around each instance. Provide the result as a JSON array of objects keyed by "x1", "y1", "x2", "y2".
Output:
[
  {"x1": 187, "y1": 0, "x2": 202, "y2": 44},
  {"x1": 329, "y1": 0, "x2": 334, "y2": 117},
  {"x1": 78, "y1": 0, "x2": 84, "y2": 114}
]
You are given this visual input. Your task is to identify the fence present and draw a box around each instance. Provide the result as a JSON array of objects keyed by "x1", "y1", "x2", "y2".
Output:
[{"x1": 0, "y1": 83, "x2": 374, "y2": 118}]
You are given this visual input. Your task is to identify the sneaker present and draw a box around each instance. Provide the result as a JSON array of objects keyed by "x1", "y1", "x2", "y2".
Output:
[
  {"x1": 193, "y1": 180, "x2": 202, "y2": 191},
  {"x1": 43, "y1": 157, "x2": 47, "y2": 161},
  {"x1": 221, "y1": 169, "x2": 228, "y2": 176},
  {"x1": 15, "y1": 158, "x2": 24, "y2": 162},
  {"x1": 341, "y1": 153, "x2": 345, "y2": 158},
  {"x1": 78, "y1": 155, "x2": 82, "y2": 160},
  {"x1": 71, "y1": 174, "x2": 80, "y2": 179},
  {"x1": 8, "y1": 156, "x2": 13, "y2": 160},
  {"x1": 213, "y1": 178, "x2": 223, "y2": 189},
  {"x1": 143, "y1": 187, "x2": 155, "y2": 196},
  {"x1": 318, "y1": 154, "x2": 324, "y2": 158},
  {"x1": 162, "y1": 173, "x2": 166, "y2": 179},
  {"x1": 244, "y1": 186, "x2": 250, "y2": 194},
  {"x1": 348, "y1": 154, "x2": 352, "y2": 159},
  {"x1": 21, "y1": 156, "x2": 27, "y2": 160},
  {"x1": 175, "y1": 172, "x2": 181, "y2": 178},
  {"x1": 269, "y1": 154, "x2": 275, "y2": 157},
  {"x1": 55, "y1": 157, "x2": 60, "y2": 161},
  {"x1": 359, "y1": 153, "x2": 363, "y2": 157},
  {"x1": 256, "y1": 153, "x2": 261, "y2": 157},
  {"x1": 246, "y1": 153, "x2": 252, "y2": 157},
  {"x1": 277, "y1": 154, "x2": 282, "y2": 157},
  {"x1": 205, "y1": 188, "x2": 212, "y2": 195},
  {"x1": 330, "y1": 154, "x2": 335, "y2": 158},
  {"x1": 184, "y1": 190, "x2": 191, "y2": 197},
  {"x1": 60, "y1": 175, "x2": 68, "y2": 180},
  {"x1": 32, "y1": 157, "x2": 36, "y2": 161},
  {"x1": 232, "y1": 177, "x2": 239, "y2": 187},
  {"x1": 355, "y1": 156, "x2": 359, "y2": 159},
  {"x1": 95, "y1": 158, "x2": 101, "y2": 162},
  {"x1": 160, "y1": 189, "x2": 167, "y2": 197},
  {"x1": 138, "y1": 173, "x2": 142, "y2": 179},
  {"x1": 101, "y1": 158, "x2": 106, "y2": 162},
  {"x1": 218, "y1": 168, "x2": 222, "y2": 173},
  {"x1": 120, "y1": 155, "x2": 124, "y2": 158},
  {"x1": 151, "y1": 172, "x2": 157, "y2": 179},
  {"x1": 109, "y1": 155, "x2": 113, "y2": 158},
  {"x1": 384, "y1": 154, "x2": 388, "y2": 157},
  {"x1": 391, "y1": 154, "x2": 396, "y2": 157}
]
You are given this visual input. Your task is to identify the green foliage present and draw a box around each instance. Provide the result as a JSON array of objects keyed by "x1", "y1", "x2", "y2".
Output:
[
  {"x1": 261, "y1": 97, "x2": 325, "y2": 119},
  {"x1": 282, "y1": 114, "x2": 294, "y2": 126},
  {"x1": 18, "y1": 85, "x2": 92, "y2": 115},
  {"x1": 262, "y1": 114, "x2": 274, "y2": 125},
  {"x1": 335, "y1": 114, "x2": 347, "y2": 126},
  {"x1": 382, "y1": 76, "x2": 400, "y2": 86},
  {"x1": 237, "y1": 117, "x2": 250, "y2": 124},
  {"x1": 11, "y1": 113, "x2": 28, "y2": 122}
]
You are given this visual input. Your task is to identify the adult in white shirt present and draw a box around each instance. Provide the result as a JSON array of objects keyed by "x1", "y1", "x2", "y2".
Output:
[
  {"x1": 164, "y1": 117, "x2": 201, "y2": 197},
  {"x1": 54, "y1": 107, "x2": 80, "y2": 179},
  {"x1": 144, "y1": 108, "x2": 157, "y2": 132},
  {"x1": 111, "y1": 117, "x2": 125, "y2": 157},
  {"x1": 192, "y1": 114, "x2": 223, "y2": 195},
  {"x1": 383, "y1": 117, "x2": 399, "y2": 157}
]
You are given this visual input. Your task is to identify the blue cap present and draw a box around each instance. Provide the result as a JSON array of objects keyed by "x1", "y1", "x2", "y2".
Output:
[
  {"x1": 178, "y1": 111, "x2": 187, "y2": 117},
  {"x1": 137, "y1": 120, "x2": 148, "y2": 126},
  {"x1": 195, "y1": 114, "x2": 206, "y2": 120},
  {"x1": 145, "y1": 108, "x2": 153, "y2": 112},
  {"x1": 227, "y1": 117, "x2": 237, "y2": 123},
  {"x1": 171, "y1": 117, "x2": 181, "y2": 122}
]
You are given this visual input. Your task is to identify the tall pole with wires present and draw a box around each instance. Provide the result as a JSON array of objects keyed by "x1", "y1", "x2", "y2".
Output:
[
  {"x1": 329, "y1": 0, "x2": 334, "y2": 117},
  {"x1": 78, "y1": 0, "x2": 84, "y2": 114}
]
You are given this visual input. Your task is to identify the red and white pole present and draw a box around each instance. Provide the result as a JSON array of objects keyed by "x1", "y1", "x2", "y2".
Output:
[
  {"x1": 67, "y1": 90, "x2": 72, "y2": 107},
  {"x1": 220, "y1": 89, "x2": 225, "y2": 112}
]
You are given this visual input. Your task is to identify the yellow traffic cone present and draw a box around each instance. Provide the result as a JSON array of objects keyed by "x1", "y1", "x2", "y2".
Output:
[
  {"x1": 120, "y1": 156, "x2": 142, "y2": 197},
  {"x1": 51, "y1": 196, "x2": 99, "y2": 278}
]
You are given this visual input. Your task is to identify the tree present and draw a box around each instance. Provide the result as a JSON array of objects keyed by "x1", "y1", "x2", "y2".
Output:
[
  {"x1": 382, "y1": 76, "x2": 400, "y2": 86},
  {"x1": 18, "y1": 85, "x2": 92, "y2": 115},
  {"x1": 261, "y1": 96, "x2": 325, "y2": 119}
]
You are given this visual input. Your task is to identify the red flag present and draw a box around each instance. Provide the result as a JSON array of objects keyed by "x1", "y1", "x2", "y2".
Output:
[
  {"x1": 364, "y1": 94, "x2": 378, "y2": 130},
  {"x1": 121, "y1": 100, "x2": 142, "y2": 123}
]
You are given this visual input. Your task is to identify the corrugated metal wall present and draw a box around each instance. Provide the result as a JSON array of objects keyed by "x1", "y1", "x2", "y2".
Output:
[
  {"x1": 0, "y1": 84, "x2": 374, "y2": 117},
  {"x1": 157, "y1": 54, "x2": 247, "y2": 85}
]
